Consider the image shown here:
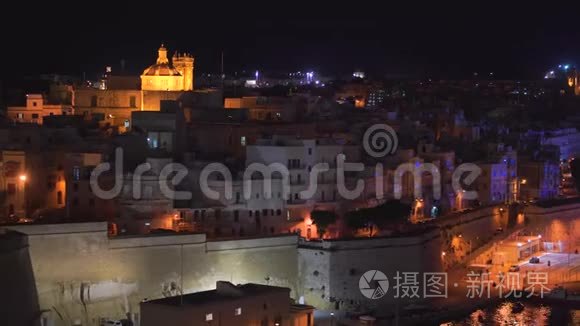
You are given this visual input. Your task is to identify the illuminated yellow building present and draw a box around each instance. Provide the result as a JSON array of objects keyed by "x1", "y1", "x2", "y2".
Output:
[
  {"x1": 74, "y1": 44, "x2": 198, "y2": 128},
  {"x1": 570, "y1": 71, "x2": 580, "y2": 96},
  {"x1": 141, "y1": 44, "x2": 194, "y2": 91}
]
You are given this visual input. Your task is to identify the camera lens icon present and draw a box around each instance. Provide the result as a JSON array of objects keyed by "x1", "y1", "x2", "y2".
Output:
[{"x1": 359, "y1": 270, "x2": 389, "y2": 299}]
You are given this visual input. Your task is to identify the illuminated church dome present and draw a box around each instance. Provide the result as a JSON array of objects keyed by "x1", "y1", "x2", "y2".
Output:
[
  {"x1": 141, "y1": 44, "x2": 194, "y2": 91},
  {"x1": 142, "y1": 44, "x2": 182, "y2": 77}
]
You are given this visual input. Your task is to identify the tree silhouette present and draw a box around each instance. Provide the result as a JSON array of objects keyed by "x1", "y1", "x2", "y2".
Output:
[
  {"x1": 345, "y1": 200, "x2": 411, "y2": 233},
  {"x1": 310, "y1": 210, "x2": 337, "y2": 238}
]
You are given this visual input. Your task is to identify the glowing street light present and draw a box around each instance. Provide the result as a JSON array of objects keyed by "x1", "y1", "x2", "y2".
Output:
[{"x1": 19, "y1": 175, "x2": 27, "y2": 182}]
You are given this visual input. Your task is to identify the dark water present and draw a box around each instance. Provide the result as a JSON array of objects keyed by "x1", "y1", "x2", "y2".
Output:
[{"x1": 442, "y1": 301, "x2": 580, "y2": 325}]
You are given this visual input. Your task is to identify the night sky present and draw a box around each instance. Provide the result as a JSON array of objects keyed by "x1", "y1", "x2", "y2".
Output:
[{"x1": 3, "y1": 2, "x2": 580, "y2": 79}]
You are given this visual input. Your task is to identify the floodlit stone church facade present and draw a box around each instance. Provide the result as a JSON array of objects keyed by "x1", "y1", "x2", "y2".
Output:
[{"x1": 141, "y1": 44, "x2": 194, "y2": 92}]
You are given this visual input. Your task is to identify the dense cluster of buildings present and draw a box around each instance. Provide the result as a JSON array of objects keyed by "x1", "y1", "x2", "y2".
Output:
[{"x1": 1, "y1": 44, "x2": 580, "y2": 326}]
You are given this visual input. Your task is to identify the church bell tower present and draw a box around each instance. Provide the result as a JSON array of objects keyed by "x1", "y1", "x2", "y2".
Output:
[{"x1": 173, "y1": 52, "x2": 194, "y2": 91}]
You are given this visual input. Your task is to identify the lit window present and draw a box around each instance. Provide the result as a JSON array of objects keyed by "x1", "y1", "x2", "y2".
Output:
[
  {"x1": 241, "y1": 136, "x2": 246, "y2": 146},
  {"x1": 205, "y1": 313, "x2": 213, "y2": 321},
  {"x1": 235, "y1": 307, "x2": 242, "y2": 316},
  {"x1": 17, "y1": 113, "x2": 24, "y2": 119}
]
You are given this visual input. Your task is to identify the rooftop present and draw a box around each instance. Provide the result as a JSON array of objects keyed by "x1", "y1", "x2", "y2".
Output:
[{"x1": 142, "y1": 281, "x2": 290, "y2": 307}]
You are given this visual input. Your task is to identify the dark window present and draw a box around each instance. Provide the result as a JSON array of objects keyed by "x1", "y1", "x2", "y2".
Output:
[
  {"x1": 130, "y1": 96, "x2": 136, "y2": 108},
  {"x1": 235, "y1": 192, "x2": 241, "y2": 203},
  {"x1": 308, "y1": 148, "x2": 312, "y2": 155},
  {"x1": 72, "y1": 166, "x2": 80, "y2": 181},
  {"x1": 276, "y1": 209, "x2": 282, "y2": 216},
  {"x1": 262, "y1": 209, "x2": 268, "y2": 217},
  {"x1": 32, "y1": 113, "x2": 39, "y2": 119},
  {"x1": 233, "y1": 210, "x2": 239, "y2": 222},
  {"x1": 57, "y1": 191, "x2": 63, "y2": 205},
  {"x1": 294, "y1": 193, "x2": 299, "y2": 200},
  {"x1": 270, "y1": 209, "x2": 274, "y2": 216},
  {"x1": 90, "y1": 96, "x2": 97, "y2": 107},
  {"x1": 73, "y1": 183, "x2": 79, "y2": 192},
  {"x1": 194, "y1": 210, "x2": 199, "y2": 219},
  {"x1": 255, "y1": 210, "x2": 260, "y2": 218},
  {"x1": 248, "y1": 210, "x2": 253, "y2": 217},
  {"x1": 32, "y1": 102, "x2": 37, "y2": 107},
  {"x1": 7, "y1": 183, "x2": 16, "y2": 195},
  {"x1": 215, "y1": 209, "x2": 221, "y2": 219}
]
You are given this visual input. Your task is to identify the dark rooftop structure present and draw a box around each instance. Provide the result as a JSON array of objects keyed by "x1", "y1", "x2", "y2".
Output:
[{"x1": 144, "y1": 282, "x2": 290, "y2": 307}]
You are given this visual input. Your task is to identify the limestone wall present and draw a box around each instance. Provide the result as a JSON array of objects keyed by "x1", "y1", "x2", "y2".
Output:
[
  {"x1": 0, "y1": 231, "x2": 40, "y2": 326},
  {"x1": 298, "y1": 229, "x2": 442, "y2": 311},
  {"x1": 3, "y1": 223, "x2": 299, "y2": 326}
]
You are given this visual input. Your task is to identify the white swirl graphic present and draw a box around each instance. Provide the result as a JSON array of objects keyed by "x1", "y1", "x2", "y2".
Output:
[{"x1": 363, "y1": 124, "x2": 398, "y2": 158}]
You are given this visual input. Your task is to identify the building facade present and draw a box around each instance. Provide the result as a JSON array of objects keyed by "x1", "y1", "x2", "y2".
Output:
[
  {"x1": 141, "y1": 281, "x2": 314, "y2": 326},
  {"x1": 7, "y1": 94, "x2": 73, "y2": 125}
]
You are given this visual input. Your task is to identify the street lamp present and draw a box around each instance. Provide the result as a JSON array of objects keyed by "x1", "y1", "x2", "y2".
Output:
[
  {"x1": 19, "y1": 174, "x2": 27, "y2": 182},
  {"x1": 330, "y1": 312, "x2": 335, "y2": 326}
]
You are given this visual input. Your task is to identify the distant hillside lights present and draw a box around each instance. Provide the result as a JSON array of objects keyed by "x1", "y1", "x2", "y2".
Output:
[{"x1": 544, "y1": 64, "x2": 580, "y2": 96}]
